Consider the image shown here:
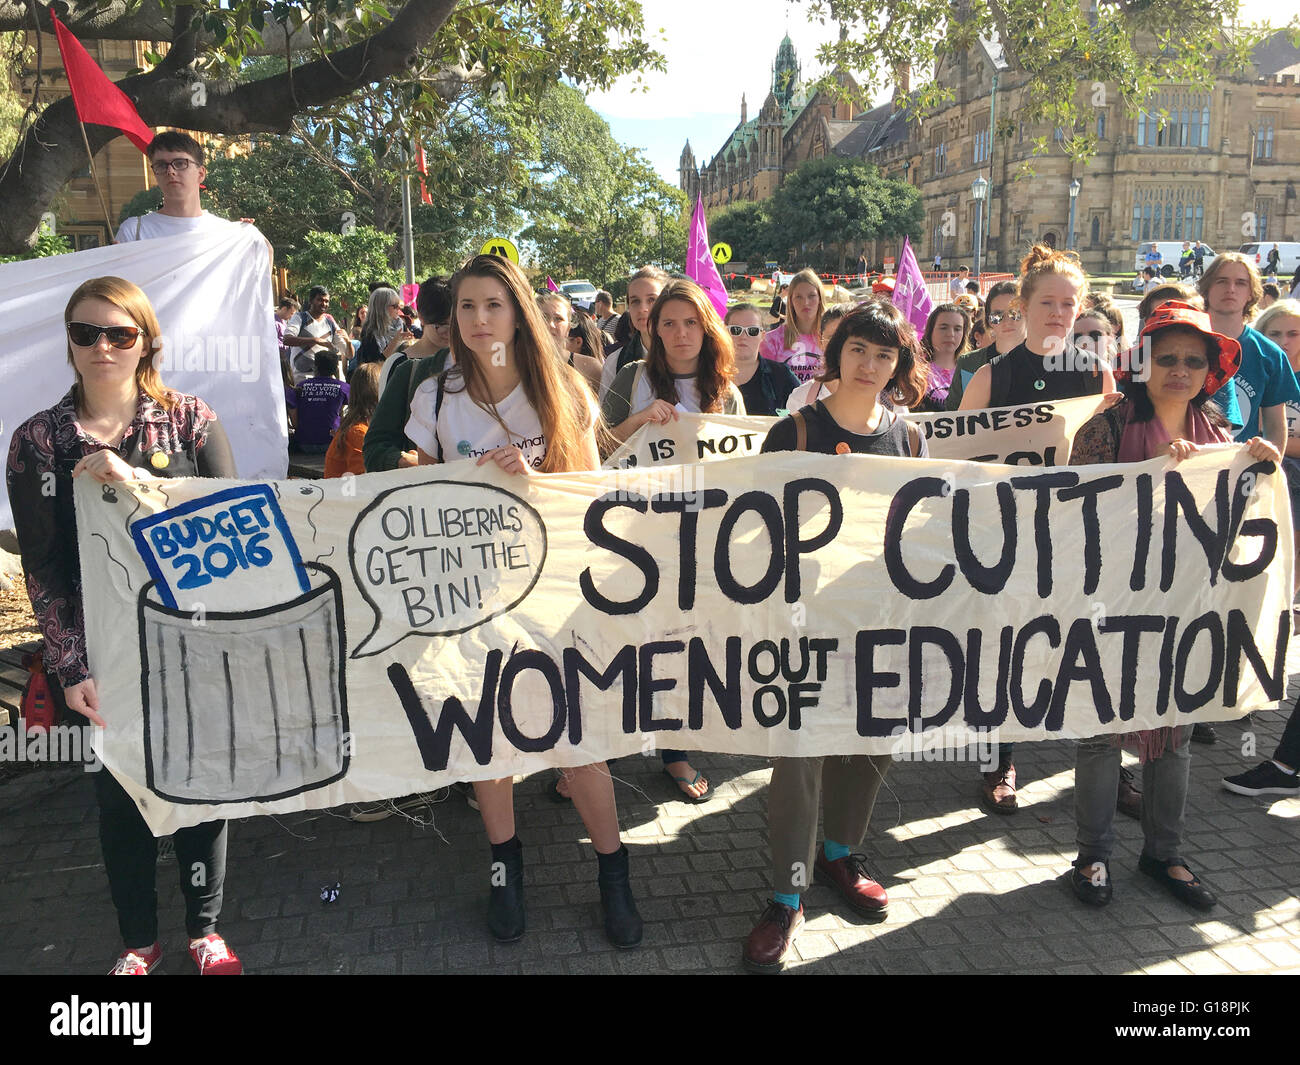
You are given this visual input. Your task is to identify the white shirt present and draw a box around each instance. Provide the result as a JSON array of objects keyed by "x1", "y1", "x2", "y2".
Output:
[
  {"x1": 115, "y1": 210, "x2": 241, "y2": 243},
  {"x1": 619, "y1": 367, "x2": 745, "y2": 416},
  {"x1": 405, "y1": 378, "x2": 596, "y2": 469},
  {"x1": 786, "y1": 380, "x2": 832, "y2": 410},
  {"x1": 949, "y1": 277, "x2": 968, "y2": 297}
]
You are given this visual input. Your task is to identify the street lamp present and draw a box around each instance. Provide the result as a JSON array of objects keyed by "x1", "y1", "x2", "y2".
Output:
[
  {"x1": 971, "y1": 176, "x2": 988, "y2": 278},
  {"x1": 1067, "y1": 178, "x2": 1082, "y2": 251}
]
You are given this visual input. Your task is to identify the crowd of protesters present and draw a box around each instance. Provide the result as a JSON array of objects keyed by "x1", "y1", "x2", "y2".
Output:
[{"x1": 7, "y1": 133, "x2": 1300, "y2": 976}]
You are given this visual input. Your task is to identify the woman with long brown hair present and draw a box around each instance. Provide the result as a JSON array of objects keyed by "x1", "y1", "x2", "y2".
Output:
[
  {"x1": 915, "y1": 301, "x2": 971, "y2": 412},
  {"x1": 602, "y1": 278, "x2": 745, "y2": 446},
  {"x1": 6, "y1": 276, "x2": 241, "y2": 975},
  {"x1": 601, "y1": 279, "x2": 745, "y2": 801},
  {"x1": 404, "y1": 254, "x2": 641, "y2": 947}
]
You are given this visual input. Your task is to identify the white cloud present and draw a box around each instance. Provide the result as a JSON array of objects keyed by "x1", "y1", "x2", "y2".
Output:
[{"x1": 587, "y1": 0, "x2": 844, "y2": 121}]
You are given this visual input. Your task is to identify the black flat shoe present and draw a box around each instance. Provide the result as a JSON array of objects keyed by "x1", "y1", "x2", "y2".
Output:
[
  {"x1": 1191, "y1": 722, "x2": 1218, "y2": 745},
  {"x1": 1138, "y1": 853, "x2": 1216, "y2": 912},
  {"x1": 1070, "y1": 859, "x2": 1112, "y2": 907},
  {"x1": 487, "y1": 844, "x2": 526, "y2": 941}
]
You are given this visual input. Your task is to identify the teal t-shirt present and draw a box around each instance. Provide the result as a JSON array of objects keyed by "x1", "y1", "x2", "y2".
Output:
[{"x1": 1228, "y1": 326, "x2": 1300, "y2": 442}]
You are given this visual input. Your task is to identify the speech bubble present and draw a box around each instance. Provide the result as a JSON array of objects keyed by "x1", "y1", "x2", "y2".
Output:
[{"x1": 348, "y1": 480, "x2": 548, "y2": 657}]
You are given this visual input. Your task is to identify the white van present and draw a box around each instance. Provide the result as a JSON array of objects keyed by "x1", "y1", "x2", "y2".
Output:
[
  {"x1": 1239, "y1": 243, "x2": 1300, "y2": 280},
  {"x1": 1133, "y1": 241, "x2": 1216, "y2": 278}
]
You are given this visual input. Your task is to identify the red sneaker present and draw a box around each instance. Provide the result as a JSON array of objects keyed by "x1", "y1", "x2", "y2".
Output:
[
  {"x1": 188, "y1": 934, "x2": 243, "y2": 975},
  {"x1": 109, "y1": 942, "x2": 162, "y2": 975}
]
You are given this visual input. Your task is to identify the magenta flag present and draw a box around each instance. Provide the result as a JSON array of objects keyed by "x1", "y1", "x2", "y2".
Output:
[
  {"x1": 686, "y1": 195, "x2": 728, "y2": 318},
  {"x1": 890, "y1": 236, "x2": 934, "y2": 338},
  {"x1": 545, "y1": 276, "x2": 559, "y2": 293}
]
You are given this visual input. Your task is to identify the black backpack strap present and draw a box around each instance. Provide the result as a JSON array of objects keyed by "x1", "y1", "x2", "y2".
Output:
[{"x1": 433, "y1": 371, "x2": 447, "y2": 463}]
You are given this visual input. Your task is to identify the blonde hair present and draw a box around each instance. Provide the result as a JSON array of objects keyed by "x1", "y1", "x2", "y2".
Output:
[
  {"x1": 447, "y1": 255, "x2": 597, "y2": 473},
  {"x1": 1018, "y1": 244, "x2": 1088, "y2": 305},
  {"x1": 1199, "y1": 252, "x2": 1264, "y2": 319},
  {"x1": 1255, "y1": 298, "x2": 1300, "y2": 337},
  {"x1": 64, "y1": 275, "x2": 175, "y2": 411},
  {"x1": 783, "y1": 268, "x2": 827, "y2": 350}
]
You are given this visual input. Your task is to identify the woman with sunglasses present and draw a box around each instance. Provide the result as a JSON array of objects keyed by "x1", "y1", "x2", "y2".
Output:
[
  {"x1": 727, "y1": 303, "x2": 799, "y2": 415},
  {"x1": 1067, "y1": 301, "x2": 1279, "y2": 911},
  {"x1": 6, "y1": 276, "x2": 242, "y2": 975},
  {"x1": 944, "y1": 280, "x2": 1024, "y2": 409}
]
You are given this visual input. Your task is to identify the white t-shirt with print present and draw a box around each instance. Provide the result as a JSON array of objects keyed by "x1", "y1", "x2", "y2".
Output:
[
  {"x1": 785, "y1": 380, "x2": 832, "y2": 410},
  {"x1": 404, "y1": 378, "x2": 596, "y2": 469},
  {"x1": 623, "y1": 370, "x2": 745, "y2": 415}
]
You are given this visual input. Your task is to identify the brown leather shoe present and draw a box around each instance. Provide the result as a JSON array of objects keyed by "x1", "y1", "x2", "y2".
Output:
[
  {"x1": 981, "y1": 763, "x2": 1018, "y2": 814},
  {"x1": 814, "y1": 852, "x2": 888, "y2": 918},
  {"x1": 742, "y1": 900, "x2": 804, "y2": 973},
  {"x1": 1116, "y1": 766, "x2": 1142, "y2": 821}
]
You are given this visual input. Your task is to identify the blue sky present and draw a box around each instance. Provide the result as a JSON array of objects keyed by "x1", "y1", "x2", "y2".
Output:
[{"x1": 590, "y1": 0, "x2": 1283, "y2": 190}]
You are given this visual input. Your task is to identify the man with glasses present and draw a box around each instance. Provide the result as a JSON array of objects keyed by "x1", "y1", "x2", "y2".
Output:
[{"x1": 116, "y1": 132, "x2": 254, "y2": 243}]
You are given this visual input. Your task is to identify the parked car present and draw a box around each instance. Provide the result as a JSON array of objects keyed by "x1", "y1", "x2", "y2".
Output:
[
  {"x1": 1133, "y1": 241, "x2": 1216, "y2": 278},
  {"x1": 560, "y1": 279, "x2": 599, "y2": 304},
  {"x1": 1239, "y1": 242, "x2": 1300, "y2": 279}
]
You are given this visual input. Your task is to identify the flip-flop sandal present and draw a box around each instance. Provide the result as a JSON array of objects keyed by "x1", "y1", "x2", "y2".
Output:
[{"x1": 663, "y1": 766, "x2": 711, "y2": 804}]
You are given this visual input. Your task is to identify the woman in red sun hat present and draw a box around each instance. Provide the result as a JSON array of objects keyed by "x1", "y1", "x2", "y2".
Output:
[{"x1": 1066, "y1": 300, "x2": 1280, "y2": 913}]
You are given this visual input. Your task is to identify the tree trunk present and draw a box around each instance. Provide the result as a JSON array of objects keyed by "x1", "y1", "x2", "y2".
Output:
[{"x1": 0, "y1": 0, "x2": 464, "y2": 253}]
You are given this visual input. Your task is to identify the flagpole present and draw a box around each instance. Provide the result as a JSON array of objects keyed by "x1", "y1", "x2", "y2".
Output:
[{"x1": 74, "y1": 115, "x2": 117, "y2": 240}]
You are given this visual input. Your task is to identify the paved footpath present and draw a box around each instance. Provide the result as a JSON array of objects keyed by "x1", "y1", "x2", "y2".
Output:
[{"x1": 3, "y1": 661, "x2": 1298, "y2": 976}]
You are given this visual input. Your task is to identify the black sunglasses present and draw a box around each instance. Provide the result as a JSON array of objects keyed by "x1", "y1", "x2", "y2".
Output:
[
  {"x1": 728, "y1": 325, "x2": 762, "y2": 337},
  {"x1": 67, "y1": 322, "x2": 142, "y2": 348},
  {"x1": 986, "y1": 310, "x2": 1022, "y2": 326}
]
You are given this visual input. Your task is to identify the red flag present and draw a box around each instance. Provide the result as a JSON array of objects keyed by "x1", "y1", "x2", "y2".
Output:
[
  {"x1": 415, "y1": 142, "x2": 432, "y2": 205},
  {"x1": 50, "y1": 12, "x2": 153, "y2": 153}
]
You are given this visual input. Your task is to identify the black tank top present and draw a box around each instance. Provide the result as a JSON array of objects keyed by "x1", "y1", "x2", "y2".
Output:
[{"x1": 987, "y1": 341, "x2": 1103, "y2": 407}]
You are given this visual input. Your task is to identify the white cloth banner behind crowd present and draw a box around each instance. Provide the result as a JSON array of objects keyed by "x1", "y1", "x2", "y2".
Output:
[
  {"x1": 78, "y1": 447, "x2": 1291, "y2": 834},
  {"x1": 603, "y1": 396, "x2": 1108, "y2": 470},
  {"x1": 0, "y1": 226, "x2": 287, "y2": 529}
]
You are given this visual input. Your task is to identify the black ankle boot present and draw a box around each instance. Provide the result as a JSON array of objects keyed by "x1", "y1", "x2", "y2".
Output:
[
  {"x1": 487, "y1": 841, "x2": 525, "y2": 942},
  {"x1": 596, "y1": 845, "x2": 643, "y2": 949}
]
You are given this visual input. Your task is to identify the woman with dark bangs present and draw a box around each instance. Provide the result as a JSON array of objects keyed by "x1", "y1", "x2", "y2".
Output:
[
  {"x1": 601, "y1": 279, "x2": 744, "y2": 802},
  {"x1": 404, "y1": 254, "x2": 642, "y2": 949},
  {"x1": 743, "y1": 301, "x2": 927, "y2": 973}
]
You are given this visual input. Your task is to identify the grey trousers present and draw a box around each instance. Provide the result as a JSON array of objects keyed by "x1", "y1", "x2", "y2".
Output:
[
  {"x1": 1074, "y1": 726, "x2": 1192, "y2": 864},
  {"x1": 768, "y1": 754, "x2": 892, "y2": 895}
]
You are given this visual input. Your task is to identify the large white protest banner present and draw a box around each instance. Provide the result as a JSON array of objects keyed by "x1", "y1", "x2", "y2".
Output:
[
  {"x1": 79, "y1": 447, "x2": 1291, "y2": 834},
  {"x1": 0, "y1": 226, "x2": 287, "y2": 529},
  {"x1": 604, "y1": 396, "x2": 1108, "y2": 470}
]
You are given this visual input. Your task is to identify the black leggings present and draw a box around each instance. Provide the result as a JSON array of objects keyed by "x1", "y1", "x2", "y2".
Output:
[{"x1": 57, "y1": 680, "x2": 228, "y2": 946}]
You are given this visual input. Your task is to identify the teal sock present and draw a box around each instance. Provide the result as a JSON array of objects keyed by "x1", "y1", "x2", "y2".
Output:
[
  {"x1": 823, "y1": 840, "x2": 850, "y2": 861},
  {"x1": 773, "y1": 891, "x2": 800, "y2": 909}
]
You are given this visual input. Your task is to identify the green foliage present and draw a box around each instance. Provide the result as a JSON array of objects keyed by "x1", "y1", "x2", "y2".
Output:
[
  {"x1": 520, "y1": 84, "x2": 687, "y2": 286},
  {"x1": 0, "y1": 33, "x2": 31, "y2": 162},
  {"x1": 119, "y1": 187, "x2": 165, "y2": 224},
  {"x1": 284, "y1": 225, "x2": 399, "y2": 308},
  {"x1": 0, "y1": 228, "x2": 72, "y2": 263},
  {"x1": 709, "y1": 159, "x2": 921, "y2": 270},
  {"x1": 807, "y1": 0, "x2": 1295, "y2": 165},
  {"x1": 203, "y1": 137, "x2": 356, "y2": 258}
]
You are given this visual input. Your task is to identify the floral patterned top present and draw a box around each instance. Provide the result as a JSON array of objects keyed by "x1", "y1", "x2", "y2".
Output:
[{"x1": 5, "y1": 388, "x2": 235, "y2": 688}]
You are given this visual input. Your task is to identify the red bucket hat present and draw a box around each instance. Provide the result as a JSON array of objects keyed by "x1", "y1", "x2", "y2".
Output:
[{"x1": 1116, "y1": 300, "x2": 1241, "y2": 397}]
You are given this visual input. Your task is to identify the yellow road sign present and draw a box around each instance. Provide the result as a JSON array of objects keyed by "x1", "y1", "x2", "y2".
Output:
[
  {"x1": 711, "y1": 241, "x2": 732, "y2": 265},
  {"x1": 480, "y1": 237, "x2": 520, "y2": 264}
]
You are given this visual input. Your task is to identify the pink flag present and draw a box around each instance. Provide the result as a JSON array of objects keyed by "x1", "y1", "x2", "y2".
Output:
[
  {"x1": 890, "y1": 236, "x2": 934, "y2": 338},
  {"x1": 401, "y1": 282, "x2": 419, "y2": 308},
  {"x1": 686, "y1": 195, "x2": 728, "y2": 318},
  {"x1": 546, "y1": 276, "x2": 559, "y2": 293}
]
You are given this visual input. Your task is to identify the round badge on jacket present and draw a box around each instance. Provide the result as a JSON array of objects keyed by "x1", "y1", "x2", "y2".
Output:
[{"x1": 149, "y1": 451, "x2": 170, "y2": 470}]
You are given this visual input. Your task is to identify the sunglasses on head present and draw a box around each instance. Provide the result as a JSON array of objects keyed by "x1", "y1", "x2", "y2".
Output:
[
  {"x1": 728, "y1": 325, "x2": 762, "y2": 337},
  {"x1": 986, "y1": 310, "x2": 1022, "y2": 325},
  {"x1": 67, "y1": 322, "x2": 142, "y2": 348},
  {"x1": 1153, "y1": 353, "x2": 1209, "y2": 370}
]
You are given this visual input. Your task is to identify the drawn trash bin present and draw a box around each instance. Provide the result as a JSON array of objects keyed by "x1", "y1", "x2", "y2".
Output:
[{"x1": 138, "y1": 562, "x2": 349, "y2": 804}]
